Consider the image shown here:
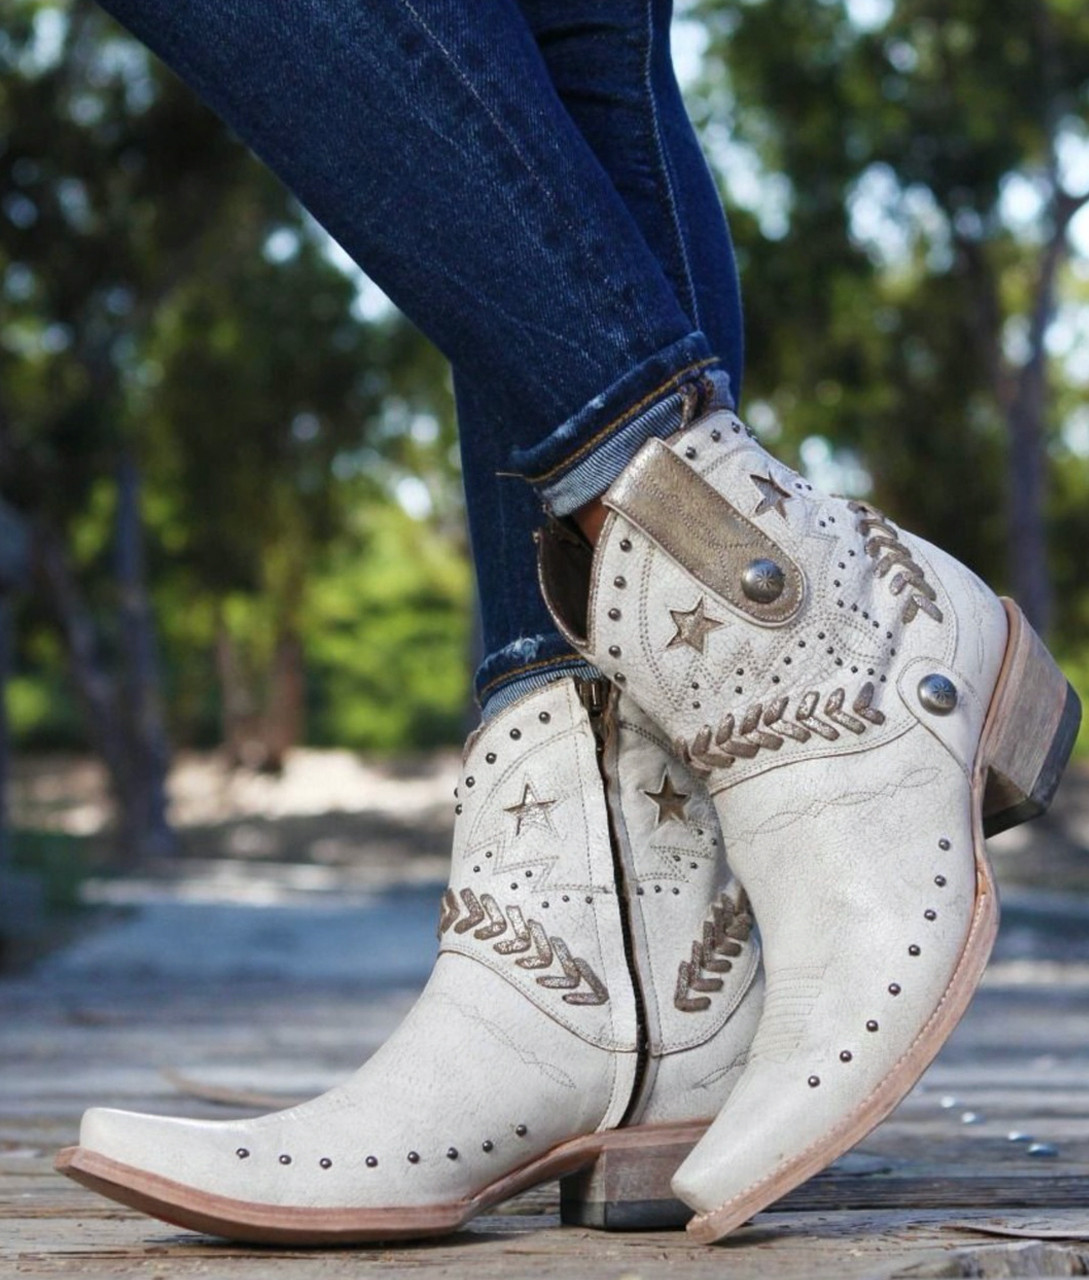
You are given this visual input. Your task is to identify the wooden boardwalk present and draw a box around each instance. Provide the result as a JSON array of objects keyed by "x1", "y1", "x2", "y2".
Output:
[
  {"x1": 4, "y1": 768, "x2": 1089, "y2": 1278},
  {"x1": 4, "y1": 939, "x2": 1089, "y2": 1276}
]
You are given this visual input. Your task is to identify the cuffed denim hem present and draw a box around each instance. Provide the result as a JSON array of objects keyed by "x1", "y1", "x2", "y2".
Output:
[
  {"x1": 508, "y1": 332, "x2": 734, "y2": 517},
  {"x1": 475, "y1": 636, "x2": 600, "y2": 719}
]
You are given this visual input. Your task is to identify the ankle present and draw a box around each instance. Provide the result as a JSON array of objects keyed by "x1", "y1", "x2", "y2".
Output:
[{"x1": 574, "y1": 497, "x2": 608, "y2": 546}]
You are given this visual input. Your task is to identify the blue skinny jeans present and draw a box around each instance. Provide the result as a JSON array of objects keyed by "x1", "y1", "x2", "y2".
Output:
[{"x1": 93, "y1": 0, "x2": 745, "y2": 713}]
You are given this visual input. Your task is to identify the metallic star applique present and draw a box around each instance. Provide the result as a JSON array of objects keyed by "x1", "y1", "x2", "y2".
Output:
[
  {"x1": 750, "y1": 470, "x2": 793, "y2": 519},
  {"x1": 667, "y1": 597, "x2": 725, "y2": 654},
  {"x1": 644, "y1": 772, "x2": 690, "y2": 826},
  {"x1": 504, "y1": 781, "x2": 559, "y2": 837}
]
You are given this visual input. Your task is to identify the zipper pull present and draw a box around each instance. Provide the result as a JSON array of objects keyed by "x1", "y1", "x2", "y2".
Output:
[{"x1": 576, "y1": 675, "x2": 612, "y2": 733}]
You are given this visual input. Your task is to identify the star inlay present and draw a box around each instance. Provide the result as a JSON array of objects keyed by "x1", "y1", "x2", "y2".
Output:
[
  {"x1": 504, "y1": 780, "x2": 559, "y2": 837},
  {"x1": 750, "y1": 470, "x2": 793, "y2": 519},
  {"x1": 644, "y1": 771, "x2": 690, "y2": 826},
  {"x1": 667, "y1": 597, "x2": 725, "y2": 654}
]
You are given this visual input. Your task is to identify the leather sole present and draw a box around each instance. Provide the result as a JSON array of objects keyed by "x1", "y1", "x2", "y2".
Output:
[
  {"x1": 685, "y1": 598, "x2": 1079, "y2": 1244},
  {"x1": 55, "y1": 1121, "x2": 707, "y2": 1244}
]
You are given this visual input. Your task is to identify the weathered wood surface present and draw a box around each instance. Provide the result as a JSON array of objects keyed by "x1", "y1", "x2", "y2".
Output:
[
  {"x1": 3, "y1": 768, "x2": 1089, "y2": 1278},
  {"x1": 3, "y1": 953, "x2": 1089, "y2": 1278}
]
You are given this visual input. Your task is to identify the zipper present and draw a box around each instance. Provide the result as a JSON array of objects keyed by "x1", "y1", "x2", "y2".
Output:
[{"x1": 577, "y1": 675, "x2": 649, "y2": 1126}]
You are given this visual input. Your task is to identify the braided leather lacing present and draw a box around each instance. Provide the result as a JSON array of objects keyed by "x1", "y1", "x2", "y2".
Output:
[
  {"x1": 675, "y1": 888, "x2": 754, "y2": 1013},
  {"x1": 848, "y1": 501, "x2": 943, "y2": 624},
  {"x1": 676, "y1": 683, "x2": 886, "y2": 777}
]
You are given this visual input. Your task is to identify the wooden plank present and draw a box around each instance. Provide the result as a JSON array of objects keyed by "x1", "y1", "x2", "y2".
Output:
[{"x1": 5, "y1": 861, "x2": 1089, "y2": 1278}]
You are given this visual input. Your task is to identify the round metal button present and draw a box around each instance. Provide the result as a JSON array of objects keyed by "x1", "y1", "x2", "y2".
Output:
[
  {"x1": 741, "y1": 558, "x2": 786, "y2": 604},
  {"x1": 917, "y1": 673, "x2": 958, "y2": 715}
]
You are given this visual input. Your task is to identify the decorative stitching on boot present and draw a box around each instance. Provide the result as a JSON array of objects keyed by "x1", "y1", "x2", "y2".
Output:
[
  {"x1": 438, "y1": 889, "x2": 609, "y2": 1006},
  {"x1": 675, "y1": 683, "x2": 886, "y2": 776},
  {"x1": 675, "y1": 889, "x2": 754, "y2": 1012},
  {"x1": 848, "y1": 501, "x2": 943, "y2": 624}
]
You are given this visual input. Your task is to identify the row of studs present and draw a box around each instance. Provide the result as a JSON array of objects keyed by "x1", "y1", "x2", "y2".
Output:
[
  {"x1": 462, "y1": 869, "x2": 603, "y2": 908},
  {"x1": 606, "y1": 562, "x2": 897, "y2": 706},
  {"x1": 454, "y1": 711, "x2": 555, "y2": 814},
  {"x1": 806, "y1": 836, "x2": 952, "y2": 1088},
  {"x1": 234, "y1": 1125, "x2": 533, "y2": 1170}
]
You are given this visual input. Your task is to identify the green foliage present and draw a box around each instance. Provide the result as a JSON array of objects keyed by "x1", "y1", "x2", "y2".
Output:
[
  {"x1": 9, "y1": 828, "x2": 92, "y2": 911},
  {"x1": 2, "y1": 1, "x2": 470, "y2": 755},
  {"x1": 693, "y1": 0, "x2": 1089, "y2": 624},
  {"x1": 6, "y1": 0, "x2": 1089, "y2": 769},
  {"x1": 305, "y1": 499, "x2": 471, "y2": 751}
]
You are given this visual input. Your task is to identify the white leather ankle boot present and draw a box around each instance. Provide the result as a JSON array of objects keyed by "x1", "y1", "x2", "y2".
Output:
[
  {"x1": 56, "y1": 676, "x2": 761, "y2": 1243},
  {"x1": 538, "y1": 409, "x2": 1081, "y2": 1242}
]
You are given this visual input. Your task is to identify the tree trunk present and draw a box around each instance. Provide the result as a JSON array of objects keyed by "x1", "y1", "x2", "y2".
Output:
[
  {"x1": 0, "y1": 501, "x2": 30, "y2": 872},
  {"x1": 114, "y1": 454, "x2": 177, "y2": 860},
  {"x1": 215, "y1": 620, "x2": 264, "y2": 770},
  {"x1": 35, "y1": 517, "x2": 175, "y2": 866},
  {"x1": 1005, "y1": 374, "x2": 1051, "y2": 638},
  {"x1": 263, "y1": 629, "x2": 305, "y2": 773}
]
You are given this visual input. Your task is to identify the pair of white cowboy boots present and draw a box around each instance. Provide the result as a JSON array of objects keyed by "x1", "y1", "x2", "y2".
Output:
[{"x1": 58, "y1": 409, "x2": 1080, "y2": 1244}]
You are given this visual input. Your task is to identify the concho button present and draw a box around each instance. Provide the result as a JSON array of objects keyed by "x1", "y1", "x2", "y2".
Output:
[
  {"x1": 917, "y1": 673, "x2": 957, "y2": 715},
  {"x1": 741, "y1": 558, "x2": 785, "y2": 603}
]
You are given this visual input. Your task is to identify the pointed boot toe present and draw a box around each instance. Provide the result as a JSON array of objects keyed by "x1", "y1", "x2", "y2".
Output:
[{"x1": 538, "y1": 410, "x2": 1081, "y2": 1241}]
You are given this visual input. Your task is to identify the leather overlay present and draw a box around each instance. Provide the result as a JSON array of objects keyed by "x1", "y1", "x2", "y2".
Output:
[
  {"x1": 438, "y1": 681, "x2": 636, "y2": 1053},
  {"x1": 601, "y1": 693, "x2": 764, "y2": 1125},
  {"x1": 604, "y1": 439, "x2": 804, "y2": 626}
]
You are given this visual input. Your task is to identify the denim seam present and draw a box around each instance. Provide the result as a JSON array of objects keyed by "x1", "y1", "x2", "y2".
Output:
[
  {"x1": 477, "y1": 651, "x2": 589, "y2": 699},
  {"x1": 394, "y1": 0, "x2": 629, "y2": 324},
  {"x1": 523, "y1": 355, "x2": 718, "y2": 485},
  {"x1": 397, "y1": 0, "x2": 539, "y2": 191},
  {"x1": 642, "y1": 0, "x2": 700, "y2": 330}
]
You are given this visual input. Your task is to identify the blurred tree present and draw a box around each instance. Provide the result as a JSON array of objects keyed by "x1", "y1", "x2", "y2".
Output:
[
  {"x1": 692, "y1": 0, "x2": 1089, "y2": 639},
  {"x1": 0, "y1": 1, "x2": 467, "y2": 859}
]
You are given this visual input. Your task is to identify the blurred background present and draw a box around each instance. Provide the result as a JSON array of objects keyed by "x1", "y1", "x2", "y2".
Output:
[{"x1": 2, "y1": 0, "x2": 1088, "y2": 957}]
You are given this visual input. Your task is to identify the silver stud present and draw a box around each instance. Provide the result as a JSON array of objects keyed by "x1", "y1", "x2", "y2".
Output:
[
  {"x1": 407, "y1": 1151, "x2": 420, "y2": 1164},
  {"x1": 236, "y1": 1148, "x2": 250, "y2": 1159},
  {"x1": 608, "y1": 607, "x2": 621, "y2": 621},
  {"x1": 839, "y1": 1050, "x2": 853, "y2": 1062},
  {"x1": 918, "y1": 673, "x2": 958, "y2": 715},
  {"x1": 366, "y1": 1155, "x2": 378, "y2": 1168},
  {"x1": 866, "y1": 1020, "x2": 879, "y2": 1032},
  {"x1": 485, "y1": 752, "x2": 496, "y2": 764},
  {"x1": 446, "y1": 1147, "x2": 459, "y2": 1160},
  {"x1": 320, "y1": 1157, "x2": 332, "y2": 1169},
  {"x1": 608, "y1": 645, "x2": 621, "y2": 658},
  {"x1": 539, "y1": 711, "x2": 550, "y2": 723},
  {"x1": 482, "y1": 1139, "x2": 494, "y2": 1152},
  {"x1": 908, "y1": 944, "x2": 921, "y2": 956},
  {"x1": 741, "y1": 558, "x2": 786, "y2": 604},
  {"x1": 614, "y1": 575, "x2": 627, "y2": 589},
  {"x1": 808, "y1": 1075, "x2": 820, "y2": 1088},
  {"x1": 279, "y1": 1154, "x2": 292, "y2": 1165},
  {"x1": 515, "y1": 1124, "x2": 528, "y2": 1137},
  {"x1": 889, "y1": 983, "x2": 901, "y2": 995},
  {"x1": 619, "y1": 538, "x2": 632, "y2": 552},
  {"x1": 685, "y1": 446, "x2": 697, "y2": 459}
]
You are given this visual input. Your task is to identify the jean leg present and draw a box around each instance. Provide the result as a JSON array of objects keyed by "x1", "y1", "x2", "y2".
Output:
[
  {"x1": 461, "y1": 0, "x2": 745, "y2": 709},
  {"x1": 456, "y1": 375, "x2": 599, "y2": 714},
  {"x1": 94, "y1": 0, "x2": 714, "y2": 475},
  {"x1": 519, "y1": 0, "x2": 743, "y2": 392},
  {"x1": 93, "y1": 0, "x2": 726, "y2": 708}
]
